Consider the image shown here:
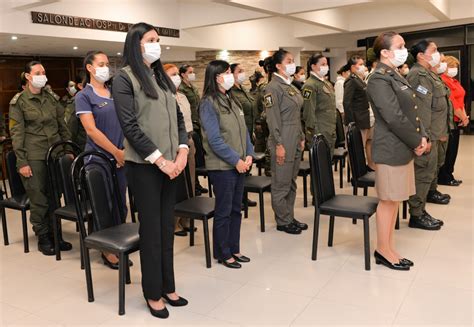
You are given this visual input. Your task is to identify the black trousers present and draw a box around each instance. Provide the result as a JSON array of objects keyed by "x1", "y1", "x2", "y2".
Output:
[
  {"x1": 438, "y1": 127, "x2": 460, "y2": 183},
  {"x1": 126, "y1": 162, "x2": 176, "y2": 300}
]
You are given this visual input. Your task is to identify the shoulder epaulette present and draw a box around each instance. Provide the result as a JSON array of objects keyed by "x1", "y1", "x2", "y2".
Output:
[
  {"x1": 9, "y1": 92, "x2": 23, "y2": 105},
  {"x1": 46, "y1": 89, "x2": 61, "y2": 101}
]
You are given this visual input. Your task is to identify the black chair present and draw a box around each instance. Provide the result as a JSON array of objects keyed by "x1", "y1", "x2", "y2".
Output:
[
  {"x1": 253, "y1": 152, "x2": 266, "y2": 176},
  {"x1": 346, "y1": 124, "x2": 375, "y2": 197},
  {"x1": 1, "y1": 138, "x2": 13, "y2": 198},
  {"x1": 310, "y1": 134, "x2": 379, "y2": 271},
  {"x1": 72, "y1": 151, "x2": 139, "y2": 316},
  {"x1": 298, "y1": 161, "x2": 311, "y2": 207},
  {"x1": 46, "y1": 141, "x2": 84, "y2": 261},
  {"x1": 0, "y1": 150, "x2": 30, "y2": 253},
  {"x1": 334, "y1": 111, "x2": 350, "y2": 188},
  {"x1": 174, "y1": 165, "x2": 215, "y2": 268},
  {"x1": 243, "y1": 176, "x2": 271, "y2": 232},
  {"x1": 333, "y1": 147, "x2": 348, "y2": 189}
]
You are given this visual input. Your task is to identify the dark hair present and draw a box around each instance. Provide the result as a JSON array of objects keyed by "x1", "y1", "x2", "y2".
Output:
[
  {"x1": 75, "y1": 71, "x2": 86, "y2": 85},
  {"x1": 203, "y1": 60, "x2": 230, "y2": 98},
  {"x1": 347, "y1": 55, "x2": 363, "y2": 69},
  {"x1": 249, "y1": 70, "x2": 264, "y2": 92},
  {"x1": 230, "y1": 63, "x2": 240, "y2": 74},
  {"x1": 373, "y1": 31, "x2": 399, "y2": 60},
  {"x1": 122, "y1": 22, "x2": 175, "y2": 99},
  {"x1": 18, "y1": 72, "x2": 27, "y2": 91},
  {"x1": 410, "y1": 39, "x2": 433, "y2": 61},
  {"x1": 306, "y1": 53, "x2": 325, "y2": 77},
  {"x1": 336, "y1": 65, "x2": 349, "y2": 75},
  {"x1": 179, "y1": 64, "x2": 192, "y2": 77},
  {"x1": 25, "y1": 60, "x2": 42, "y2": 74},
  {"x1": 83, "y1": 50, "x2": 106, "y2": 85},
  {"x1": 258, "y1": 60, "x2": 265, "y2": 67},
  {"x1": 294, "y1": 66, "x2": 304, "y2": 76},
  {"x1": 266, "y1": 49, "x2": 290, "y2": 82}
]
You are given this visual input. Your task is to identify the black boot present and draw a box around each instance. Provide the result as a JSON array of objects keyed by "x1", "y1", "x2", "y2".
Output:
[
  {"x1": 426, "y1": 190, "x2": 450, "y2": 205},
  {"x1": 38, "y1": 234, "x2": 55, "y2": 256},
  {"x1": 50, "y1": 234, "x2": 72, "y2": 251},
  {"x1": 408, "y1": 215, "x2": 441, "y2": 231},
  {"x1": 422, "y1": 210, "x2": 444, "y2": 226}
]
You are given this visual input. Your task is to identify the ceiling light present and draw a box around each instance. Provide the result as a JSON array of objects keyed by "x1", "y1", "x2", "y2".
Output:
[
  {"x1": 11, "y1": 36, "x2": 18, "y2": 40},
  {"x1": 219, "y1": 50, "x2": 229, "y2": 60},
  {"x1": 117, "y1": 52, "x2": 121, "y2": 56},
  {"x1": 260, "y1": 50, "x2": 269, "y2": 59},
  {"x1": 73, "y1": 46, "x2": 78, "y2": 50}
]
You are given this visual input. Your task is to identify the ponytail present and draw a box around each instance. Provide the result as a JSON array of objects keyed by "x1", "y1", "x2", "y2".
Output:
[{"x1": 265, "y1": 49, "x2": 289, "y2": 82}]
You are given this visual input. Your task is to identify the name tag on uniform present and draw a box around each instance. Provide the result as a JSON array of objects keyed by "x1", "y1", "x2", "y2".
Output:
[
  {"x1": 239, "y1": 109, "x2": 244, "y2": 116},
  {"x1": 98, "y1": 101, "x2": 108, "y2": 108},
  {"x1": 416, "y1": 85, "x2": 428, "y2": 95},
  {"x1": 400, "y1": 85, "x2": 408, "y2": 91}
]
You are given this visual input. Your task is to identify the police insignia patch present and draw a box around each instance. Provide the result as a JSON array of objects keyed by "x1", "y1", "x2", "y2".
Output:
[
  {"x1": 302, "y1": 89, "x2": 312, "y2": 100},
  {"x1": 264, "y1": 94, "x2": 273, "y2": 108}
]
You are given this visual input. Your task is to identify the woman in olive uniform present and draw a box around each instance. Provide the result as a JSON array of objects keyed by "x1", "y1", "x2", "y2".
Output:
[
  {"x1": 229, "y1": 63, "x2": 256, "y2": 137},
  {"x1": 367, "y1": 31, "x2": 427, "y2": 270},
  {"x1": 302, "y1": 54, "x2": 337, "y2": 157},
  {"x1": 9, "y1": 61, "x2": 72, "y2": 256},
  {"x1": 264, "y1": 50, "x2": 307, "y2": 235},
  {"x1": 406, "y1": 40, "x2": 450, "y2": 231}
]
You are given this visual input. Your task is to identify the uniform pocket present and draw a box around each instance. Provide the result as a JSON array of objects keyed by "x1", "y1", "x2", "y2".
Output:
[{"x1": 23, "y1": 108, "x2": 40, "y2": 121}]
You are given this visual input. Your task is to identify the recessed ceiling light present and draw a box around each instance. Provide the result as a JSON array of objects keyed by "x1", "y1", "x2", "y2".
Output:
[
  {"x1": 117, "y1": 52, "x2": 121, "y2": 56},
  {"x1": 73, "y1": 46, "x2": 78, "y2": 50},
  {"x1": 11, "y1": 36, "x2": 18, "y2": 40},
  {"x1": 166, "y1": 46, "x2": 170, "y2": 50}
]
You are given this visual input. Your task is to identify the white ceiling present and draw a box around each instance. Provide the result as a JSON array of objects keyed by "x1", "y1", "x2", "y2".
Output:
[{"x1": 0, "y1": 0, "x2": 472, "y2": 57}]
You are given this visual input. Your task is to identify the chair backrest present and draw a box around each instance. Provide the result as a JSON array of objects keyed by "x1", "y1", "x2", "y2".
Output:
[
  {"x1": 175, "y1": 164, "x2": 194, "y2": 204},
  {"x1": 58, "y1": 155, "x2": 75, "y2": 205},
  {"x1": 5, "y1": 150, "x2": 26, "y2": 198},
  {"x1": 46, "y1": 141, "x2": 81, "y2": 209},
  {"x1": 192, "y1": 131, "x2": 206, "y2": 168},
  {"x1": 335, "y1": 110, "x2": 345, "y2": 147},
  {"x1": 71, "y1": 151, "x2": 123, "y2": 238},
  {"x1": 346, "y1": 123, "x2": 368, "y2": 180},
  {"x1": 309, "y1": 134, "x2": 336, "y2": 207}
]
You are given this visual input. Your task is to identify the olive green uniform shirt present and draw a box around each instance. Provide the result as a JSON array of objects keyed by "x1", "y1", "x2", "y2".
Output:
[
  {"x1": 230, "y1": 84, "x2": 257, "y2": 135},
  {"x1": 178, "y1": 82, "x2": 201, "y2": 129}
]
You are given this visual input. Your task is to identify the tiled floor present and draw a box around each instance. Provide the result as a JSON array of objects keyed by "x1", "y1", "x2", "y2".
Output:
[{"x1": 1, "y1": 136, "x2": 473, "y2": 326}]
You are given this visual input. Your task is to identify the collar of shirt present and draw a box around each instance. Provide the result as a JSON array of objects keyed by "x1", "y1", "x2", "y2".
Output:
[
  {"x1": 274, "y1": 73, "x2": 292, "y2": 85},
  {"x1": 86, "y1": 83, "x2": 112, "y2": 100},
  {"x1": 310, "y1": 71, "x2": 326, "y2": 82},
  {"x1": 336, "y1": 76, "x2": 345, "y2": 82}
]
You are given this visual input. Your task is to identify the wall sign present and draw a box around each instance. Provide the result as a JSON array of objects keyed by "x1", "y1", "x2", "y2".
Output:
[{"x1": 31, "y1": 11, "x2": 180, "y2": 38}]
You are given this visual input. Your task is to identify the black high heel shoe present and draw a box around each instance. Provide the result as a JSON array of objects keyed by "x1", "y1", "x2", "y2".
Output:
[
  {"x1": 101, "y1": 254, "x2": 133, "y2": 270},
  {"x1": 162, "y1": 293, "x2": 188, "y2": 307},
  {"x1": 399, "y1": 258, "x2": 414, "y2": 267},
  {"x1": 146, "y1": 300, "x2": 169, "y2": 319},
  {"x1": 232, "y1": 254, "x2": 251, "y2": 263},
  {"x1": 374, "y1": 251, "x2": 409, "y2": 271},
  {"x1": 217, "y1": 259, "x2": 242, "y2": 269}
]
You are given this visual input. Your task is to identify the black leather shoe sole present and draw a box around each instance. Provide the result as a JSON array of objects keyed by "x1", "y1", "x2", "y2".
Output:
[
  {"x1": 408, "y1": 219, "x2": 441, "y2": 231},
  {"x1": 426, "y1": 197, "x2": 450, "y2": 205},
  {"x1": 232, "y1": 254, "x2": 251, "y2": 263},
  {"x1": 439, "y1": 180, "x2": 461, "y2": 186},
  {"x1": 147, "y1": 301, "x2": 169, "y2": 319},
  {"x1": 162, "y1": 294, "x2": 188, "y2": 307},
  {"x1": 276, "y1": 224, "x2": 302, "y2": 234},
  {"x1": 174, "y1": 230, "x2": 188, "y2": 237}
]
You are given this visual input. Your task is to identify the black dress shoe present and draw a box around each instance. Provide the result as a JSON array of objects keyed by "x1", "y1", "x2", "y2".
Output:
[
  {"x1": 232, "y1": 254, "x2": 251, "y2": 263},
  {"x1": 217, "y1": 259, "x2": 242, "y2": 269},
  {"x1": 366, "y1": 165, "x2": 375, "y2": 172},
  {"x1": 426, "y1": 190, "x2": 450, "y2": 205},
  {"x1": 196, "y1": 184, "x2": 208, "y2": 194},
  {"x1": 49, "y1": 235, "x2": 72, "y2": 251},
  {"x1": 399, "y1": 258, "x2": 414, "y2": 267},
  {"x1": 439, "y1": 179, "x2": 461, "y2": 186},
  {"x1": 174, "y1": 230, "x2": 187, "y2": 237},
  {"x1": 38, "y1": 235, "x2": 55, "y2": 256},
  {"x1": 277, "y1": 223, "x2": 302, "y2": 234},
  {"x1": 374, "y1": 251, "x2": 409, "y2": 271},
  {"x1": 183, "y1": 226, "x2": 197, "y2": 232},
  {"x1": 292, "y1": 219, "x2": 308, "y2": 230},
  {"x1": 162, "y1": 293, "x2": 188, "y2": 307},
  {"x1": 146, "y1": 300, "x2": 169, "y2": 319},
  {"x1": 101, "y1": 254, "x2": 134, "y2": 270},
  {"x1": 431, "y1": 189, "x2": 451, "y2": 200},
  {"x1": 422, "y1": 211, "x2": 444, "y2": 226},
  {"x1": 408, "y1": 215, "x2": 441, "y2": 231},
  {"x1": 454, "y1": 179, "x2": 462, "y2": 184},
  {"x1": 245, "y1": 199, "x2": 257, "y2": 207}
]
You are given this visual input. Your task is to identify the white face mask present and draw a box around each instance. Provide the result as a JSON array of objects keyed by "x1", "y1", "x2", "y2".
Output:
[
  {"x1": 142, "y1": 42, "x2": 161, "y2": 64},
  {"x1": 170, "y1": 75, "x2": 181, "y2": 89},
  {"x1": 436, "y1": 62, "x2": 447, "y2": 74},
  {"x1": 31, "y1": 75, "x2": 48, "y2": 89},
  {"x1": 388, "y1": 48, "x2": 408, "y2": 67},
  {"x1": 363, "y1": 70, "x2": 369, "y2": 78},
  {"x1": 447, "y1": 67, "x2": 458, "y2": 78},
  {"x1": 67, "y1": 86, "x2": 77, "y2": 96},
  {"x1": 319, "y1": 65, "x2": 329, "y2": 76},
  {"x1": 284, "y1": 63, "x2": 296, "y2": 77},
  {"x1": 94, "y1": 66, "x2": 110, "y2": 83},
  {"x1": 298, "y1": 75, "x2": 306, "y2": 82},
  {"x1": 428, "y1": 51, "x2": 441, "y2": 67},
  {"x1": 187, "y1": 73, "x2": 196, "y2": 82},
  {"x1": 220, "y1": 73, "x2": 234, "y2": 91},
  {"x1": 357, "y1": 65, "x2": 366, "y2": 75},
  {"x1": 237, "y1": 72, "x2": 246, "y2": 85}
]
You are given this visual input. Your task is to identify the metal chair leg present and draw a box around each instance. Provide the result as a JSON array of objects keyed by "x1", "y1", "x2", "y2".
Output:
[
  {"x1": 403, "y1": 200, "x2": 407, "y2": 219},
  {"x1": 203, "y1": 218, "x2": 211, "y2": 268},
  {"x1": 243, "y1": 191, "x2": 249, "y2": 218},
  {"x1": 53, "y1": 215, "x2": 61, "y2": 260},
  {"x1": 363, "y1": 216, "x2": 371, "y2": 271},
  {"x1": 328, "y1": 215, "x2": 335, "y2": 247},
  {"x1": 208, "y1": 178, "x2": 213, "y2": 198},
  {"x1": 339, "y1": 159, "x2": 344, "y2": 189},
  {"x1": 259, "y1": 191, "x2": 265, "y2": 232},
  {"x1": 311, "y1": 210, "x2": 321, "y2": 260},
  {"x1": 21, "y1": 210, "x2": 29, "y2": 253},
  {"x1": 363, "y1": 187, "x2": 368, "y2": 196},
  {"x1": 118, "y1": 252, "x2": 126, "y2": 315},
  {"x1": 125, "y1": 254, "x2": 131, "y2": 284},
  {"x1": 189, "y1": 219, "x2": 195, "y2": 246},
  {"x1": 83, "y1": 247, "x2": 94, "y2": 302},
  {"x1": 395, "y1": 212, "x2": 400, "y2": 230},
  {"x1": 1, "y1": 207, "x2": 9, "y2": 245},
  {"x1": 303, "y1": 174, "x2": 308, "y2": 208}
]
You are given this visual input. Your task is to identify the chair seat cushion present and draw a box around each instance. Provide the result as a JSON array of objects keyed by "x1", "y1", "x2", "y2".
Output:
[
  {"x1": 358, "y1": 171, "x2": 375, "y2": 186},
  {"x1": 320, "y1": 194, "x2": 378, "y2": 218},
  {"x1": 0, "y1": 195, "x2": 29, "y2": 210},
  {"x1": 244, "y1": 176, "x2": 271, "y2": 192},
  {"x1": 253, "y1": 152, "x2": 265, "y2": 162},
  {"x1": 333, "y1": 148, "x2": 348, "y2": 158},
  {"x1": 175, "y1": 197, "x2": 215, "y2": 219},
  {"x1": 298, "y1": 161, "x2": 311, "y2": 175},
  {"x1": 84, "y1": 223, "x2": 139, "y2": 253},
  {"x1": 54, "y1": 203, "x2": 92, "y2": 220}
]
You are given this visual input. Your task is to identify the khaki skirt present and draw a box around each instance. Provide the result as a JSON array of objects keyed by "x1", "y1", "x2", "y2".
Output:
[{"x1": 375, "y1": 160, "x2": 415, "y2": 201}]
